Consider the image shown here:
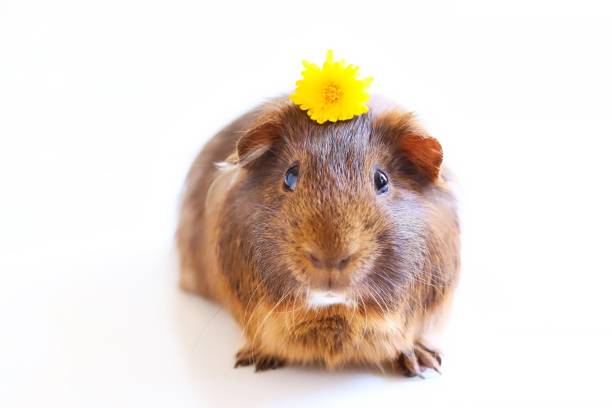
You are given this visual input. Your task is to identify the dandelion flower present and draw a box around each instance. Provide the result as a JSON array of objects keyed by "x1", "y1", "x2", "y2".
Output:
[{"x1": 290, "y1": 50, "x2": 373, "y2": 124}]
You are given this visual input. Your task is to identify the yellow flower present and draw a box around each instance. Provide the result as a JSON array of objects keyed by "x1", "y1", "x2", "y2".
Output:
[{"x1": 290, "y1": 50, "x2": 373, "y2": 124}]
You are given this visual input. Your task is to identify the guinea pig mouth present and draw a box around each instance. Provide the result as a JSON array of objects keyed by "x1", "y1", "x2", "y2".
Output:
[{"x1": 307, "y1": 290, "x2": 355, "y2": 309}]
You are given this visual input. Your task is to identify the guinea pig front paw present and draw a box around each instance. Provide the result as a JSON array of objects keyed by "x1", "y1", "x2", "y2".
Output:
[
  {"x1": 395, "y1": 343, "x2": 442, "y2": 378},
  {"x1": 234, "y1": 347, "x2": 285, "y2": 372}
]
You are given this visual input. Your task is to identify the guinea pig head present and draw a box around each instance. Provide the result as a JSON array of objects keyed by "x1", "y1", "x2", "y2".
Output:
[{"x1": 234, "y1": 100, "x2": 443, "y2": 311}]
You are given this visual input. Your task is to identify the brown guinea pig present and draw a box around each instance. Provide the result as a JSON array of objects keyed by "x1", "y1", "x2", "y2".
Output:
[{"x1": 176, "y1": 97, "x2": 460, "y2": 376}]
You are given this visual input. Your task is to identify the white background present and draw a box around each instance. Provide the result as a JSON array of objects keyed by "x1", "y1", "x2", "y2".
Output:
[{"x1": 1, "y1": 1, "x2": 612, "y2": 407}]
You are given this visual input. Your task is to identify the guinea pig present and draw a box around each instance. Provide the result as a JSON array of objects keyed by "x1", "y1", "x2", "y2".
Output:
[{"x1": 176, "y1": 97, "x2": 460, "y2": 376}]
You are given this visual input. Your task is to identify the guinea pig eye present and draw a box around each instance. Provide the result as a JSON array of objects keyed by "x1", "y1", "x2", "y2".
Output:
[
  {"x1": 284, "y1": 165, "x2": 299, "y2": 192},
  {"x1": 374, "y1": 169, "x2": 389, "y2": 195}
]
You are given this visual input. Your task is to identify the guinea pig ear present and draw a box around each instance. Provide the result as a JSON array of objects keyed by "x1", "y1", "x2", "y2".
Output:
[
  {"x1": 235, "y1": 118, "x2": 282, "y2": 166},
  {"x1": 399, "y1": 131, "x2": 443, "y2": 182},
  {"x1": 375, "y1": 110, "x2": 443, "y2": 182}
]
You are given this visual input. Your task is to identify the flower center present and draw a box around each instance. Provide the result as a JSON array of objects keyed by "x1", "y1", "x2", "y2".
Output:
[{"x1": 323, "y1": 83, "x2": 343, "y2": 104}]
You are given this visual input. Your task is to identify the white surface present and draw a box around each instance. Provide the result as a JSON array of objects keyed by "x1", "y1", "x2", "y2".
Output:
[{"x1": 1, "y1": 1, "x2": 612, "y2": 407}]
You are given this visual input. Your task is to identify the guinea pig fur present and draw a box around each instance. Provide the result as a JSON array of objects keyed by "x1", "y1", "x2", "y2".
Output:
[{"x1": 176, "y1": 97, "x2": 460, "y2": 376}]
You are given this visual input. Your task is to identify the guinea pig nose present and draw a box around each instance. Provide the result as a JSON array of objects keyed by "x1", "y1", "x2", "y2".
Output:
[
  {"x1": 322, "y1": 254, "x2": 354, "y2": 270},
  {"x1": 306, "y1": 249, "x2": 355, "y2": 271}
]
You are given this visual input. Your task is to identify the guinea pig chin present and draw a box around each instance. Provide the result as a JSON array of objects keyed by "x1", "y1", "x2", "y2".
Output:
[
  {"x1": 306, "y1": 290, "x2": 356, "y2": 309},
  {"x1": 302, "y1": 269, "x2": 361, "y2": 309}
]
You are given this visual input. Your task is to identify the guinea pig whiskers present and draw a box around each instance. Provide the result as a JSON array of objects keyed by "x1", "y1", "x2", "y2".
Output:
[
  {"x1": 295, "y1": 287, "x2": 307, "y2": 324},
  {"x1": 365, "y1": 280, "x2": 392, "y2": 316},
  {"x1": 410, "y1": 273, "x2": 443, "y2": 288},
  {"x1": 371, "y1": 270, "x2": 398, "y2": 290},
  {"x1": 347, "y1": 292, "x2": 360, "y2": 325},
  {"x1": 279, "y1": 287, "x2": 305, "y2": 329},
  {"x1": 242, "y1": 278, "x2": 266, "y2": 323},
  {"x1": 348, "y1": 300, "x2": 361, "y2": 352},
  {"x1": 243, "y1": 294, "x2": 268, "y2": 338},
  {"x1": 241, "y1": 278, "x2": 267, "y2": 338},
  {"x1": 290, "y1": 288, "x2": 301, "y2": 328},
  {"x1": 356, "y1": 293, "x2": 369, "y2": 350},
  {"x1": 252, "y1": 290, "x2": 291, "y2": 345}
]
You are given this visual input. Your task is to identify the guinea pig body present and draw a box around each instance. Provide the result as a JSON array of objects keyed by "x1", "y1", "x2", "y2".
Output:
[{"x1": 177, "y1": 98, "x2": 460, "y2": 376}]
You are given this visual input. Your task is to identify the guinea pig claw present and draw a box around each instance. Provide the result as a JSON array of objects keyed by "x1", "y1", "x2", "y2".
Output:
[
  {"x1": 396, "y1": 343, "x2": 443, "y2": 378},
  {"x1": 418, "y1": 343, "x2": 442, "y2": 366},
  {"x1": 415, "y1": 343, "x2": 442, "y2": 374},
  {"x1": 234, "y1": 348, "x2": 256, "y2": 368},
  {"x1": 254, "y1": 356, "x2": 285, "y2": 372},
  {"x1": 234, "y1": 347, "x2": 285, "y2": 372},
  {"x1": 234, "y1": 356, "x2": 255, "y2": 368},
  {"x1": 396, "y1": 350, "x2": 422, "y2": 378}
]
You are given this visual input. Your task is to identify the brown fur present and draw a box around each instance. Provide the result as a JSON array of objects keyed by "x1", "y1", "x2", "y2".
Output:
[{"x1": 176, "y1": 97, "x2": 460, "y2": 376}]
